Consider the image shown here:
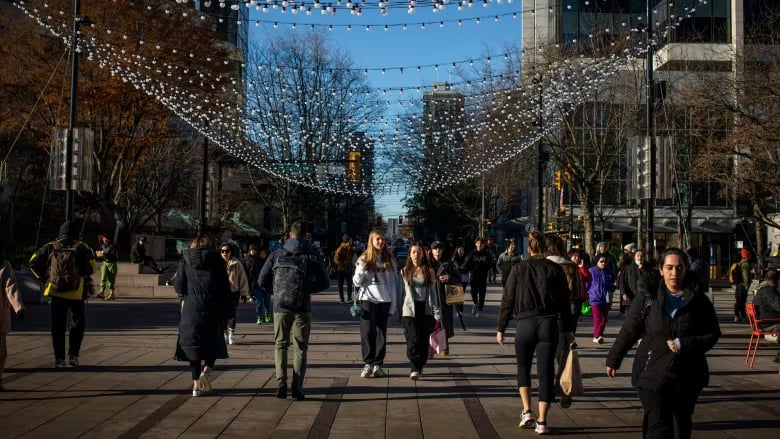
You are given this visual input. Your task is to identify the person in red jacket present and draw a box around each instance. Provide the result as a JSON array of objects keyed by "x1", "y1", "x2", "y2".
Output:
[{"x1": 569, "y1": 248, "x2": 591, "y2": 302}]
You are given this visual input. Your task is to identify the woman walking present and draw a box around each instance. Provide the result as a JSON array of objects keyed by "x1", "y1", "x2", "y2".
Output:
[
  {"x1": 588, "y1": 255, "x2": 615, "y2": 344},
  {"x1": 221, "y1": 243, "x2": 249, "y2": 345},
  {"x1": 174, "y1": 233, "x2": 231, "y2": 397},
  {"x1": 353, "y1": 230, "x2": 399, "y2": 379},
  {"x1": 428, "y1": 241, "x2": 460, "y2": 355},
  {"x1": 497, "y1": 230, "x2": 574, "y2": 435},
  {"x1": 399, "y1": 244, "x2": 441, "y2": 380},
  {"x1": 606, "y1": 248, "x2": 720, "y2": 439}
]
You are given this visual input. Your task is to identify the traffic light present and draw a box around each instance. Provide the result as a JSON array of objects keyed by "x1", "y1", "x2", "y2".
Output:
[
  {"x1": 398, "y1": 215, "x2": 403, "y2": 225},
  {"x1": 546, "y1": 222, "x2": 554, "y2": 232},
  {"x1": 347, "y1": 151, "x2": 362, "y2": 182},
  {"x1": 554, "y1": 170, "x2": 562, "y2": 190},
  {"x1": 486, "y1": 220, "x2": 493, "y2": 228}
]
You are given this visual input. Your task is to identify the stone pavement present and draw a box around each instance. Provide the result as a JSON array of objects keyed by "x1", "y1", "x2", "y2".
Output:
[{"x1": 1, "y1": 284, "x2": 779, "y2": 438}]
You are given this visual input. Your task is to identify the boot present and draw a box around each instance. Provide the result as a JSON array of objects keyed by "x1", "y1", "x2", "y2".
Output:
[
  {"x1": 276, "y1": 380, "x2": 288, "y2": 399},
  {"x1": 105, "y1": 291, "x2": 115, "y2": 301},
  {"x1": 96, "y1": 290, "x2": 105, "y2": 299}
]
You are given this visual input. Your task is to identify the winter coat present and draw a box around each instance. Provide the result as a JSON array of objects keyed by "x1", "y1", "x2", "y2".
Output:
[
  {"x1": 606, "y1": 277, "x2": 721, "y2": 391},
  {"x1": 243, "y1": 254, "x2": 263, "y2": 291},
  {"x1": 226, "y1": 257, "x2": 249, "y2": 296},
  {"x1": 130, "y1": 242, "x2": 146, "y2": 264},
  {"x1": 29, "y1": 237, "x2": 95, "y2": 301},
  {"x1": 577, "y1": 264, "x2": 591, "y2": 301},
  {"x1": 398, "y1": 268, "x2": 441, "y2": 320},
  {"x1": 353, "y1": 254, "x2": 399, "y2": 312},
  {"x1": 0, "y1": 261, "x2": 24, "y2": 335},
  {"x1": 498, "y1": 257, "x2": 574, "y2": 333},
  {"x1": 333, "y1": 243, "x2": 355, "y2": 273},
  {"x1": 546, "y1": 255, "x2": 583, "y2": 303},
  {"x1": 101, "y1": 243, "x2": 118, "y2": 263},
  {"x1": 752, "y1": 282, "x2": 780, "y2": 327},
  {"x1": 588, "y1": 266, "x2": 615, "y2": 306},
  {"x1": 463, "y1": 249, "x2": 494, "y2": 277},
  {"x1": 688, "y1": 256, "x2": 709, "y2": 291},
  {"x1": 174, "y1": 248, "x2": 231, "y2": 362},
  {"x1": 496, "y1": 251, "x2": 523, "y2": 283},
  {"x1": 258, "y1": 238, "x2": 330, "y2": 313},
  {"x1": 620, "y1": 263, "x2": 655, "y2": 306},
  {"x1": 430, "y1": 257, "x2": 459, "y2": 307}
]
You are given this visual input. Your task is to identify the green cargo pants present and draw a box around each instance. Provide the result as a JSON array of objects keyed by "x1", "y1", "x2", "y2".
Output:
[{"x1": 273, "y1": 312, "x2": 311, "y2": 391}]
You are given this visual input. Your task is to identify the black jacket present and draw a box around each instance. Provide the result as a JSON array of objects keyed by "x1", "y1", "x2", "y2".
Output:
[
  {"x1": 101, "y1": 243, "x2": 118, "y2": 263},
  {"x1": 130, "y1": 242, "x2": 146, "y2": 263},
  {"x1": 430, "y1": 257, "x2": 460, "y2": 306},
  {"x1": 174, "y1": 248, "x2": 231, "y2": 362},
  {"x1": 243, "y1": 254, "x2": 263, "y2": 291},
  {"x1": 606, "y1": 277, "x2": 721, "y2": 391},
  {"x1": 620, "y1": 263, "x2": 656, "y2": 305},
  {"x1": 463, "y1": 249, "x2": 494, "y2": 277},
  {"x1": 498, "y1": 257, "x2": 574, "y2": 333},
  {"x1": 258, "y1": 238, "x2": 330, "y2": 313}
]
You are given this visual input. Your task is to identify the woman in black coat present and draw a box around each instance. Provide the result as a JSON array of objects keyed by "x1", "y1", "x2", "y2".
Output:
[
  {"x1": 606, "y1": 248, "x2": 720, "y2": 439},
  {"x1": 174, "y1": 233, "x2": 231, "y2": 397},
  {"x1": 428, "y1": 241, "x2": 462, "y2": 353}
]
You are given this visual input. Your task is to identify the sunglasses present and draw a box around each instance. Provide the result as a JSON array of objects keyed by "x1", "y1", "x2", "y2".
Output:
[{"x1": 221, "y1": 249, "x2": 231, "y2": 254}]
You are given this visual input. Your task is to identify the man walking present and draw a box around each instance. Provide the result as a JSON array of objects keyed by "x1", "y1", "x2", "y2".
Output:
[
  {"x1": 733, "y1": 248, "x2": 752, "y2": 323},
  {"x1": 333, "y1": 236, "x2": 355, "y2": 303},
  {"x1": 461, "y1": 238, "x2": 494, "y2": 318},
  {"x1": 259, "y1": 222, "x2": 329, "y2": 401},
  {"x1": 496, "y1": 239, "x2": 522, "y2": 287},
  {"x1": 29, "y1": 221, "x2": 95, "y2": 367}
]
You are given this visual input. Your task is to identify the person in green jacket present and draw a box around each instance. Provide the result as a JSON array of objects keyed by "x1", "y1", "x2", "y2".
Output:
[{"x1": 496, "y1": 239, "x2": 523, "y2": 287}]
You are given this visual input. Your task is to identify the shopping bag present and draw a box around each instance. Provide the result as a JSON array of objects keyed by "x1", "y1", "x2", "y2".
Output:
[
  {"x1": 429, "y1": 322, "x2": 448, "y2": 355},
  {"x1": 559, "y1": 345, "x2": 584, "y2": 398},
  {"x1": 581, "y1": 303, "x2": 592, "y2": 315},
  {"x1": 445, "y1": 284, "x2": 465, "y2": 305}
]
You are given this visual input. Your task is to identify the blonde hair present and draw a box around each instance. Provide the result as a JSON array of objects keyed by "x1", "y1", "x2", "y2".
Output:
[{"x1": 359, "y1": 230, "x2": 396, "y2": 273}]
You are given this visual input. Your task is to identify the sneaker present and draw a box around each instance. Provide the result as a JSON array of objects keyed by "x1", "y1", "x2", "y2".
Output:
[
  {"x1": 228, "y1": 330, "x2": 235, "y2": 345},
  {"x1": 475, "y1": 311, "x2": 481, "y2": 318},
  {"x1": 371, "y1": 365, "x2": 386, "y2": 378},
  {"x1": 734, "y1": 316, "x2": 740, "y2": 323},
  {"x1": 68, "y1": 355, "x2": 79, "y2": 367},
  {"x1": 410, "y1": 371, "x2": 420, "y2": 381},
  {"x1": 519, "y1": 411, "x2": 536, "y2": 428},
  {"x1": 276, "y1": 381, "x2": 288, "y2": 399},
  {"x1": 198, "y1": 372, "x2": 212, "y2": 394},
  {"x1": 291, "y1": 388, "x2": 306, "y2": 401},
  {"x1": 96, "y1": 292, "x2": 105, "y2": 299},
  {"x1": 257, "y1": 318, "x2": 263, "y2": 325},
  {"x1": 192, "y1": 387, "x2": 201, "y2": 397},
  {"x1": 534, "y1": 422, "x2": 549, "y2": 435},
  {"x1": 471, "y1": 305, "x2": 477, "y2": 315},
  {"x1": 597, "y1": 337, "x2": 605, "y2": 344},
  {"x1": 560, "y1": 394, "x2": 572, "y2": 409},
  {"x1": 105, "y1": 292, "x2": 115, "y2": 301},
  {"x1": 339, "y1": 298, "x2": 345, "y2": 304},
  {"x1": 360, "y1": 364, "x2": 373, "y2": 378},
  {"x1": 264, "y1": 315, "x2": 272, "y2": 324},
  {"x1": 593, "y1": 337, "x2": 600, "y2": 343},
  {"x1": 54, "y1": 359, "x2": 67, "y2": 368}
]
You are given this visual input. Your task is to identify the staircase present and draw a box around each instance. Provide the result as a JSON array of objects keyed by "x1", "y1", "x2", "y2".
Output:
[{"x1": 90, "y1": 262, "x2": 177, "y2": 299}]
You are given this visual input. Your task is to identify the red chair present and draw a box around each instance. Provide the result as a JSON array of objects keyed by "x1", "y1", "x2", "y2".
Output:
[{"x1": 745, "y1": 303, "x2": 780, "y2": 368}]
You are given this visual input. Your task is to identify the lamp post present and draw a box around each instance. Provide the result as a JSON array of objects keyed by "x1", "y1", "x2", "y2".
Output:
[
  {"x1": 534, "y1": 73, "x2": 545, "y2": 231},
  {"x1": 65, "y1": 0, "x2": 85, "y2": 222},
  {"x1": 645, "y1": 0, "x2": 657, "y2": 259}
]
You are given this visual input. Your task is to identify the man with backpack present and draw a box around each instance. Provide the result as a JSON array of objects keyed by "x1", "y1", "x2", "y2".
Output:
[
  {"x1": 258, "y1": 222, "x2": 330, "y2": 401},
  {"x1": 333, "y1": 236, "x2": 354, "y2": 303},
  {"x1": 29, "y1": 221, "x2": 95, "y2": 367},
  {"x1": 732, "y1": 248, "x2": 752, "y2": 323}
]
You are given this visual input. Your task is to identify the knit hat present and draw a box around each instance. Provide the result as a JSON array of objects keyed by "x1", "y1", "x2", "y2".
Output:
[{"x1": 741, "y1": 248, "x2": 750, "y2": 259}]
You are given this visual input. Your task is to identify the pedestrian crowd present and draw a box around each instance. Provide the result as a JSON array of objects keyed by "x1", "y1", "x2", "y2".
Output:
[{"x1": 4, "y1": 219, "x2": 779, "y2": 438}]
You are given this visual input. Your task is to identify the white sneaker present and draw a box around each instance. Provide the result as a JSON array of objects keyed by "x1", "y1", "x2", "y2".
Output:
[
  {"x1": 534, "y1": 422, "x2": 549, "y2": 435},
  {"x1": 519, "y1": 411, "x2": 536, "y2": 428},
  {"x1": 228, "y1": 330, "x2": 235, "y2": 345},
  {"x1": 593, "y1": 337, "x2": 600, "y2": 344},
  {"x1": 192, "y1": 387, "x2": 201, "y2": 397},
  {"x1": 371, "y1": 365, "x2": 386, "y2": 378},
  {"x1": 475, "y1": 311, "x2": 481, "y2": 318},
  {"x1": 765, "y1": 334, "x2": 779, "y2": 343},
  {"x1": 360, "y1": 364, "x2": 372, "y2": 378},
  {"x1": 410, "y1": 371, "x2": 420, "y2": 381},
  {"x1": 198, "y1": 372, "x2": 212, "y2": 394},
  {"x1": 471, "y1": 305, "x2": 477, "y2": 315},
  {"x1": 597, "y1": 337, "x2": 605, "y2": 344}
]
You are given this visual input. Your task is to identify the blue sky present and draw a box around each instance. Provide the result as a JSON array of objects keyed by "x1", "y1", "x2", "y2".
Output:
[{"x1": 247, "y1": 2, "x2": 523, "y2": 218}]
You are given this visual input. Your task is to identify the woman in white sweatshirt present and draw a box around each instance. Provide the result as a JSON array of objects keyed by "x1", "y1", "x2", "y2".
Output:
[
  {"x1": 353, "y1": 230, "x2": 399, "y2": 379},
  {"x1": 399, "y1": 244, "x2": 440, "y2": 380}
]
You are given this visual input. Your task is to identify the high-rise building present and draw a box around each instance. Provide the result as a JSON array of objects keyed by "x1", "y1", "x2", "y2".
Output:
[{"x1": 422, "y1": 82, "x2": 465, "y2": 168}]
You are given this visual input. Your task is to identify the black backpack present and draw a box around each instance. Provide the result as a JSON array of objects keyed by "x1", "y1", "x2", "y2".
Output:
[
  {"x1": 48, "y1": 241, "x2": 82, "y2": 292},
  {"x1": 272, "y1": 249, "x2": 309, "y2": 309}
]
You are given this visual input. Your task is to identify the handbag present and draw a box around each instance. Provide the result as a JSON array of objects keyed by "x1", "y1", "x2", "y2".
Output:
[
  {"x1": 429, "y1": 321, "x2": 448, "y2": 355},
  {"x1": 559, "y1": 344, "x2": 584, "y2": 402},
  {"x1": 445, "y1": 284, "x2": 465, "y2": 305}
]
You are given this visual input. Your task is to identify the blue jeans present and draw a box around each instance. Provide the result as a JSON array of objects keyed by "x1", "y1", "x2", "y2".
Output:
[{"x1": 254, "y1": 287, "x2": 272, "y2": 319}]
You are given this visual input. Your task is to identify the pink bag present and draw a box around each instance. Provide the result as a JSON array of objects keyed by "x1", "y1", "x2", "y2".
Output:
[{"x1": 429, "y1": 322, "x2": 448, "y2": 355}]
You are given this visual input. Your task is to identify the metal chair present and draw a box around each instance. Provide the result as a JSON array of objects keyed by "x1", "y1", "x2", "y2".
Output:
[{"x1": 745, "y1": 303, "x2": 780, "y2": 368}]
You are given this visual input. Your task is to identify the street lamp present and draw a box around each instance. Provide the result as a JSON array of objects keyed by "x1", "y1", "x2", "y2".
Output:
[
  {"x1": 645, "y1": 0, "x2": 657, "y2": 259},
  {"x1": 533, "y1": 73, "x2": 546, "y2": 231}
]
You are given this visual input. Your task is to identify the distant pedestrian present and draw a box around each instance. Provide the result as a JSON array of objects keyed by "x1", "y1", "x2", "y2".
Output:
[
  {"x1": 243, "y1": 245, "x2": 267, "y2": 325},
  {"x1": 353, "y1": 230, "x2": 399, "y2": 379},
  {"x1": 221, "y1": 243, "x2": 249, "y2": 345},
  {"x1": 173, "y1": 233, "x2": 231, "y2": 397},
  {"x1": 0, "y1": 260, "x2": 24, "y2": 390},
  {"x1": 29, "y1": 221, "x2": 95, "y2": 368},
  {"x1": 96, "y1": 236, "x2": 118, "y2": 300},
  {"x1": 497, "y1": 230, "x2": 574, "y2": 435},
  {"x1": 496, "y1": 239, "x2": 523, "y2": 287},
  {"x1": 569, "y1": 249, "x2": 591, "y2": 303},
  {"x1": 334, "y1": 236, "x2": 355, "y2": 303},
  {"x1": 258, "y1": 222, "x2": 330, "y2": 400},
  {"x1": 687, "y1": 248, "x2": 709, "y2": 293},
  {"x1": 752, "y1": 270, "x2": 780, "y2": 332},
  {"x1": 463, "y1": 238, "x2": 494, "y2": 318},
  {"x1": 428, "y1": 241, "x2": 461, "y2": 354},
  {"x1": 607, "y1": 248, "x2": 721, "y2": 439},
  {"x1": 452, "y1": 246, "x2": 469, "y2": 291},
  {"x1": 589, "y1": 255, "x2": 615, "y2": 344},
  {"x1": 131, "y1": 236, "x2": 165, "y2": 274},
  {"x1": 399, "y1": 244, "x2": 441, "y2": 380},
  {"x1": 544, "y1": 234, "x2": 583, "y2": 374},
  {"x1": 619, "y1": 250, "x2": 656, "y2": 316},
  {"x1": 733, "y1": 248, "x2": 752, "y2": 323}
]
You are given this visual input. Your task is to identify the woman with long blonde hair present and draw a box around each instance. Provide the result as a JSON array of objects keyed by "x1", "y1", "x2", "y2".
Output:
[{"x1": 353, "y1": 230, "x2": 399, "y2": 379}]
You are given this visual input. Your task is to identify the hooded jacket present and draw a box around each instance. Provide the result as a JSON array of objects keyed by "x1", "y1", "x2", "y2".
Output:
[
  {"x1": 607, "y1": 276, "x2": 721, "y2": 391},
  {"x1": 174, "y1": 248, "x2": 231, "y2": 361},
  {"x1": 29, "y1": 221, "x2": 95, "y2": 301},
  {"x1": 258, "y1": 238, "x2": 330, "y2": 313},
  {"x1": 588, "y1": 265, "x2": 615, "y2": 306}
]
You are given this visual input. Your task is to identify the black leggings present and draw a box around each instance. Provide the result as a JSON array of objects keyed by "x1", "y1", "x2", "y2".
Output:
[
  {"x1": 189, "y1": 359, "x2": 215, "y2": 380},
  {"x1": 471, "y1": 274, "x2": 488, "y2": 310},
  {"x1": 514, "y1": 317, "x2": 559, "y2": 403}
]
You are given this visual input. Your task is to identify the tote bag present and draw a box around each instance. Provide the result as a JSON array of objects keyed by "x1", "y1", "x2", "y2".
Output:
[{"x1": 445, "y1": 284, "x2": 465, "y2": 305}]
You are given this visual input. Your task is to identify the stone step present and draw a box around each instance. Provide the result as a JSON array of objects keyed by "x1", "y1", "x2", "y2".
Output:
[{"x1": 100, "y1": 285, "x2": 178, "y2": 299}]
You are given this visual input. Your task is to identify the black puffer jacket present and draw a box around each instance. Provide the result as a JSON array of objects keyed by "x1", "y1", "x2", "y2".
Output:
[
  {"x1": 620, "y1": 263, "x2": 656, "y2": 306},
  {"x1": 174, "y1": 248, "x2": 231, "y2": 361},
  {"x1": 606, "y1": 277, "x2": 721, "y2": 391},
  {"x1": 498, "y1": 257, "x2": 573, "y2": 333}
]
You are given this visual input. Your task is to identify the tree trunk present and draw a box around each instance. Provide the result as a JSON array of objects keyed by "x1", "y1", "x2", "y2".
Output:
[
  {"x1": 754, "y1": 203, "x2": 765, "y2": 273},
  {"x1": 581, "y1": 201, "x2": 595, "y2": 257}
]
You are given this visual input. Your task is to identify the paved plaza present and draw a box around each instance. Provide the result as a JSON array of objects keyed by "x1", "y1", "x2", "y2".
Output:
[{"x1": 1, "y1": 284, "x2": 779, "y2": 438}]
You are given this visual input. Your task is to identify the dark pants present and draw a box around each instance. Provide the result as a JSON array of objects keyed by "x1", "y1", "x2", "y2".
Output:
[
  {"x1": 638, "y1": 382, "x2": 703, "y2": 439},
  {"x1": 50, "y1": 296, "x2": 86, "y2": 360},
  {"x1": 734, "y1": 285, "x2": 747, "y2": 320},
  {"x1": 337, "y1": 271, "x2": 353, "y2": 301},
  {"x1": 402, "y1": 302, "x2": 435, "y2": 372},
  {"x1": 139, "y1": 256, "x2": 162, "y2": 272},
  {"x1": 227, "y1": 291, "x2": 240, "y2": 330},
  {"x1": 189, "y1": 359, "x2": 215, "y2": 380},
  {"x1": 515, "y1": 317, "x2": 559, "y2": 403},
  {"x1": 471, "y1": 273, "x2": 488, "y2": 311},
  {"x1": 359, "y1": 301, "x2": 390, "y2": 366},
  {"x1": 440, "y1": 303, "x2": 455, "y2": 338}
]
